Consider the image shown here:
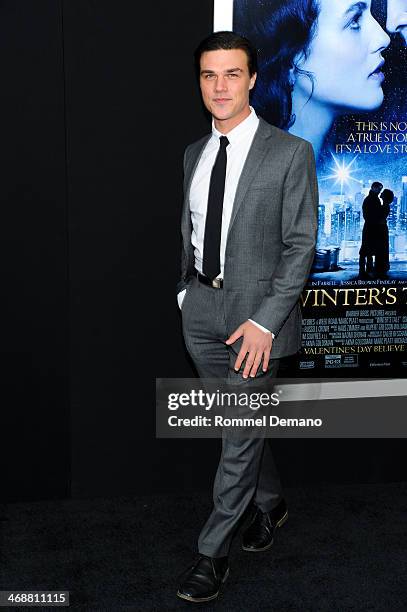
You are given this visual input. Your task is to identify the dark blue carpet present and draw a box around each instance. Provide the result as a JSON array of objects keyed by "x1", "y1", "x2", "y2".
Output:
[{"x1": 1, "y1": 482, "x2": 407, "y2": 611}]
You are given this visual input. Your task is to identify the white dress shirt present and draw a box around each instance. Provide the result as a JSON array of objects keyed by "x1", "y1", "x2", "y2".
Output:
[{"x1": 178, "y1": 107, "x2": 273, "y2": 337}]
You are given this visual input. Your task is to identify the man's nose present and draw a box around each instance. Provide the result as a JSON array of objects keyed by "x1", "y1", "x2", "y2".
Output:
[
  {"x1": 386, "y1": 8, "x2": 407, "y2": 34},
  {"x1": 386, "y1": 11, "x2": 396, "y2": 33},
  {"x1": 214, "y1": 76, "x2": 228, "y2": 91}
]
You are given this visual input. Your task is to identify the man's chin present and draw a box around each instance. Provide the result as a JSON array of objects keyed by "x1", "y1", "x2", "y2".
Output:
[
  {"x1": 395, "y1": 26, "x2": 407, "y2": 45},
  {"x1": 212, "y1": 112, "x2": 232, "y2": 123}
]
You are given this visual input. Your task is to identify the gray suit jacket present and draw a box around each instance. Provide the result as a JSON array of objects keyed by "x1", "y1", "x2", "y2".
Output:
[{"x1": 177, "y1": 117, "x2": 318, "y2": 359}]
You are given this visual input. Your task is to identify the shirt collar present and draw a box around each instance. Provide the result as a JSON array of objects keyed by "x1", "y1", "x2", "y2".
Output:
[{"x1": 211, "y1": 107, "x2": 259, "y2": 147}]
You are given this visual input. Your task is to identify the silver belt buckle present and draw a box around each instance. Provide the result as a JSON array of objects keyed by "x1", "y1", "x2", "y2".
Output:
[{"x1": 211, "y1": 278, "x2": 222, "y2": 289}]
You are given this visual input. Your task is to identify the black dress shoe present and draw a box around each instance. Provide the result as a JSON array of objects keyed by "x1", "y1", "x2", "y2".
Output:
[
  {"x1": 242, "y1": 499, "x2": 288, "y2": 552},
  {"x1": 177, "y1": 554, "x2": 229, "y2": 603}
]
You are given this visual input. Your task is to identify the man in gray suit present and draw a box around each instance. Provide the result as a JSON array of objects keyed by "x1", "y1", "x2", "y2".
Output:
[{"x1": 176, "y1": 31, "x2": 318, "y2": 603}]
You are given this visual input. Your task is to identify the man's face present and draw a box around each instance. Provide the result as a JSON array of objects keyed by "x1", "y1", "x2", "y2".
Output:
[
  {"x1": 199, "y1": 48, "x2": 256, "y2": 132},
  {"x1": 387, "y1": 0, "x2": 407, "y2": 44}
]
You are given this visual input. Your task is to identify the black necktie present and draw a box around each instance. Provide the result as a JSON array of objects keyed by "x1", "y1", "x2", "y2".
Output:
[{"x1": 203, "y1": 135, "x2": 229, "y2": 280}]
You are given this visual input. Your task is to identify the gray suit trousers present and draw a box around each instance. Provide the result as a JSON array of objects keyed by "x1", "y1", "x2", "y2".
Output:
[{"x1": 182, "y1": 276, "x2": 283, "y2": 558}]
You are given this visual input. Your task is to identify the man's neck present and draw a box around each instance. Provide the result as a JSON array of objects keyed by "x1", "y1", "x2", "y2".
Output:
[{"x1": 213, "y1": 107, "x2": 252, "y2": 135}]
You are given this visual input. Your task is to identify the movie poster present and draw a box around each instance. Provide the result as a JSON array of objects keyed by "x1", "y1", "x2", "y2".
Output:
[{"x1": 216, "y1": 0, "x2": 407, "y2": 374}]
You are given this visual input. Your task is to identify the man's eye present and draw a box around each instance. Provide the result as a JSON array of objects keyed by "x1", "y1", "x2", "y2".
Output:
[{"x1": 227, "y1": 73, "x2": 239, "y2": 78}]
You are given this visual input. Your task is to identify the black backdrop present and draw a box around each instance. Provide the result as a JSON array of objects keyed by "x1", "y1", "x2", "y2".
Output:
[{"x1": 1, "y1": 0, "x2": 405, "y2": 504}]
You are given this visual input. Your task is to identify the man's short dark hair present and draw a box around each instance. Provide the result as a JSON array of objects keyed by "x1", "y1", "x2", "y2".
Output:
[
  {"x1": 371, "y1": 181, "x2": 383, "y2": 191},
  {"x1": 194, "y1": 31, "x2": 258, "y2": 77}
]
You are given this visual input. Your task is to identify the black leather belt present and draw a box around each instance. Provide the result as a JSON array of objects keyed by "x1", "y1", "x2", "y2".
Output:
[{"x1": 196, "y1": 271, "x2": 223, "y2": 289}]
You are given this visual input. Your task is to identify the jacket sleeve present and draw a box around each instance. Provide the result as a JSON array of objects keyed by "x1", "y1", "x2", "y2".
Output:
[
  {"x1": 250, "y1": 140, "x2": 318, "y2": 335},
  {"x1": 176, "y1": 145, "x2": 194, "y2": 295}
]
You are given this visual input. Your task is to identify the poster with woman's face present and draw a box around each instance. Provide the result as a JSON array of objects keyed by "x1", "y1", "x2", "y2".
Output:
[
  {"x1": 216, "y1": 0, "x2": 407, "y2": 372},
  {"x1": 219, "y1": 0, "x2": 407, "y2": 280}
]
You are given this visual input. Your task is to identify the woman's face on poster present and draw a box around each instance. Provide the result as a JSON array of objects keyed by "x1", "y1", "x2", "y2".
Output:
[
  {"x1": 295, "y1": 0, "x2": 390, "y2": 113},
  {"x1": 386, "y1": 0, "x2": 407, "y2": 44}
]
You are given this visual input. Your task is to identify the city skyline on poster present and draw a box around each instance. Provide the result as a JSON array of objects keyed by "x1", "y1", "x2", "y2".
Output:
[{"x1": 215, "y1": 0, "x2": 406, "y2": 283}]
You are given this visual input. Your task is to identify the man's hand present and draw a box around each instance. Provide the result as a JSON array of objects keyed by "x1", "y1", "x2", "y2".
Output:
[{"x1": 225, "y1": 320, "x2": 273, "y2": 379}]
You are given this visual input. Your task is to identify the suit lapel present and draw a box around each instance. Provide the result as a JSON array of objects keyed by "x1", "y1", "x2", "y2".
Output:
[
  {"x1": 226, "y1": 118, "x2": 273, "y2": 241},
  {"x1": 181, "y1": 118, "x2": 273, "y2": 248}
]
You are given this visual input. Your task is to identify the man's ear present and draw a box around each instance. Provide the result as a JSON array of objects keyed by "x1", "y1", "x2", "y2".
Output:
[{"x1": 249, "y1": 72, "x2": 257, "y2": 90}]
